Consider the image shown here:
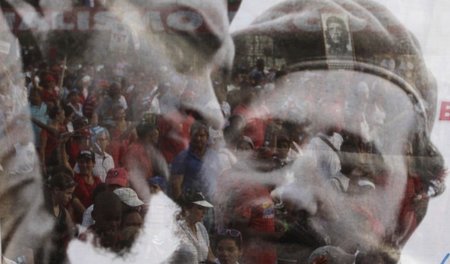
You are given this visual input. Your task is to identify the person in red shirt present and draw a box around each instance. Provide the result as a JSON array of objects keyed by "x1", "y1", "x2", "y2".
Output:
[
  {"x1": 40, "y1": 74, "x2": 59, "y2": 109},
  {"x1": 74, "y1": 150, "x2": 101, "y2": 208},
  {"x1": 123, "y1": 123, "x2": 155, "y2": 182},
  {"x1": 107, "y1": 105, "x2": 133, "y2": 167},
  {"x1": 157, "y1": 109, "x2": 195, "y2": 164},
  {"x1": 218, "y1": 175, "x2": 280, "y2": 264},
  {"x1": 39, "y1": 105, "x2": 67, "y2": 168},
  {"x1": 231, "y1": 87, "x2": 267, "y2": 149}
]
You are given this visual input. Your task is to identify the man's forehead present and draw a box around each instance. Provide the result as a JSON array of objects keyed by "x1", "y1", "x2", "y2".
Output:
[
  {"x1": 274, "y1": 70, "x2": 412, "y2": 100},
  {"x1": 258, "y1": 70, "x2": 417, "y2": 133}
]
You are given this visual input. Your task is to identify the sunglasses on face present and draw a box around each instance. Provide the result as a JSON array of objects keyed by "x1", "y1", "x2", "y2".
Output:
[{"x1": 217, "y1": 228, "x2": 242, "y2": 238}]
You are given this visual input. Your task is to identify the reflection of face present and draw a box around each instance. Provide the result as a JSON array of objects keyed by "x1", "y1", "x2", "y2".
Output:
[
  {"x1": 216, "y1": 239, "x2": 241, "y2": 264},
  {"x1": 225, "y1": 71, "x2": 418, "y2": 260},
  {"x1": 328, "y1": 22, "x2": 344, "y2": 44}
]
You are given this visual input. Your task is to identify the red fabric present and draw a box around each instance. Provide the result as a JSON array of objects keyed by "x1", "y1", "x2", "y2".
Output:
[
  {"x1": 41, "y1": 124, "x2": 67, "y2": 166},
  {"x1": 157, "y1": 112, "x2": 194, "y2": 163},
  {"x1": 224, "y1": 181, "x2": 276, "y2": 264},
  {"x1": 233, "y1": 104, "x2": 267, "y2": 148},
  {"x1": 108, "y1": 128, "x2": 129, "y2": 167},
  {"x1": 233, "y1": 184, "x2": 275, "y2": 232},
  {"x1": 123, "y1": 142, "x2": 153, "y2": 179},
  {"x1": 41, "y1": 89, "x2": 59, "y2": 104},
  {"x1": 74, "y1": 173, "x2": 102, "y2": 208},
  {"x1": 66, "y1": 141, "x2": 82, "y2": 168},
  {"x1": 82, "y1": 94, "x2": 97, "y2": 119}
]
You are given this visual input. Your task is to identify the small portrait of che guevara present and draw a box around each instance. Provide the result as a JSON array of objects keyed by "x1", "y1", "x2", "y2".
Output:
[{"x1": 322, "y1": 14, "x2": 353, "y2": 58}]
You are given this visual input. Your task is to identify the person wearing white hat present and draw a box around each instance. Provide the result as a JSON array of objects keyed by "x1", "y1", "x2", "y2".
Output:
[{"x1": 174, "y1": 192, "x2": 215, "y2": 264}]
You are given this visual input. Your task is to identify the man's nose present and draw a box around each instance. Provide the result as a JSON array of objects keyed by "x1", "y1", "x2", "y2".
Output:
[
  {"x1": 181, "y1": 74, "x2": 225, "y2": 129},
  {"x1": 280, "y1": 157, "x2": 339, "y2": 220}
]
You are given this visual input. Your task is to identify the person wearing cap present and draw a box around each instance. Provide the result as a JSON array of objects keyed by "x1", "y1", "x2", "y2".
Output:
[
  {"x1": 225, "y1": 0, "x2": 446, "y2": 263},
  {"x1": 81, "y1": 191, "x2": 123, "y2": 252},
  {"x1": 80, "y1": 168, "x2": 130, "y2": 227},
  {"x1": 174, "y1": 191, "x2": 216, "y2": 264},
  {"x1": 73, "y1": 127, "x2": 115, "y2": 182},
  {"x1": 74, "y1": 150, "x2": 102, "y2": 208},
  {"x1": 109, "y1": 187, "x2": 145, "y2": 251},
  {"x1": 105, "y1": 168, "x2": 129, "y2": 190},
  {"x1": 113, "y1": 187, "x2": 145, "y2": 212}
]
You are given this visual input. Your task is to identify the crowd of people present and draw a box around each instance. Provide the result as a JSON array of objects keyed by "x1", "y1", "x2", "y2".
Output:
[
  {"x1": 11, "y1": 47, "x2": 440, "y2": 264},
  {"x1": 0, "y1": 0, "x2": 447, "y2": 264},
  {"x1": 16, "y1": 56, "x2": 297, "y2": 263}
]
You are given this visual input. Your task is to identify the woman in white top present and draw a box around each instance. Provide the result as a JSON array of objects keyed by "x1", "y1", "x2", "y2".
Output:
[{"x1": 177, "y1": 192, "x2": 216, "y2": 263}]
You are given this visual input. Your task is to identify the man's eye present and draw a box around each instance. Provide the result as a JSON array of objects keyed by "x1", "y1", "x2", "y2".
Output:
[{"x1": 339, "y1": 131, "x2": 387, "y2": 194}]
